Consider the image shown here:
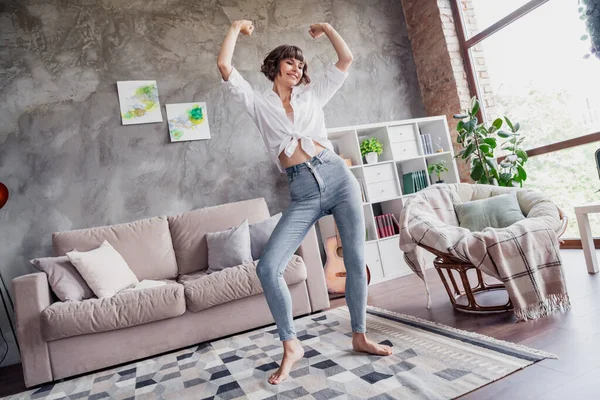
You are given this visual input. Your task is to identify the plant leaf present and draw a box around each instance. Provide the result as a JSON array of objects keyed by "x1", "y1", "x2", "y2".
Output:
[
  {"x1": 465, "y1": 117, "x2": 477, "y2": 132},
  {"x1": 454, "y1": 114, "x2": 468, "y2": 119},
  {"x1": 483, "y1": 137, "x2": 497, "y2": 148},
  {"x1": 469, "y1": 97, "x2": 477, "y2": 113},
  {"x1": 471, "y1": 99, "x2": 480, "y2": 116},
  {"x1": 486, "y1": 157, "x2": 497, "y2": 170},
  {"x1": 471, "y1": 163, "x2": 484, "y2": 181},
  {"x1": 504, "y1": 117, "x2": 514, "y2": 131},
  {"x1": 492, "y1": 118, "x2": 503, "y2": 130},
  {"x1": 517, "y1": 165, "x2": 527, "y2": 180},
  {"x1": 464, "y1": 142, "x2": 476, "y2": 158},
  {"x1": 516, "y1": 149, "x2": 528, "y2": 161}
]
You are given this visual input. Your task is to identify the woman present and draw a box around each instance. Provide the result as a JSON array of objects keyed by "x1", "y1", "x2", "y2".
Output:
[{"x1": 217, "y1": 20, "x2": 392, "y2": 385}]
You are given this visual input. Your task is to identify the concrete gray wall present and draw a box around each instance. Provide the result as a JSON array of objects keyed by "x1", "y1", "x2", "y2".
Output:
[{"x1": 0, "y1": 0, "x2": 424, "y2": 366}]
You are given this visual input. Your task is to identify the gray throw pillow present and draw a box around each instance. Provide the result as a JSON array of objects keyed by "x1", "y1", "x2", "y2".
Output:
[
  {"x1": 454, "y1": 192, "x2": 525, "y2": 232},
  {"x1": 249, "y1": 213, "x2": 282, "y2": 260},
  {"x1": 206, "y1": 219, "x2": 253, "y2": 273},
  {"x1": 30, "y1": 255, "x2": 95, "y2": 301}
]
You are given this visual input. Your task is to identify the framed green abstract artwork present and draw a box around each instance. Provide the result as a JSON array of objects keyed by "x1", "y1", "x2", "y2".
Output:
[
  {"x1": 117, "y1": 80, "x2": 163, "y2": 125},
  {"x1": 165, "y1": 102, "x2": 211, "y2": 142}
]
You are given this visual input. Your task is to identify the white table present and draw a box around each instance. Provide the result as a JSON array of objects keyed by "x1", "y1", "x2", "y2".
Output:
[{"x1": 574, "y1": 202, "x2": 600, "y2": 274}]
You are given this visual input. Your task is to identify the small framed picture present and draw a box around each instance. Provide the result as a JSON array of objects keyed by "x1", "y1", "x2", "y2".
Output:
[
  {"x1": 117, "y1": 80, "x2": 163, "y2": 125},
  {"x1": 166, "y1": 102, "x2": 211, "y2": 142}
]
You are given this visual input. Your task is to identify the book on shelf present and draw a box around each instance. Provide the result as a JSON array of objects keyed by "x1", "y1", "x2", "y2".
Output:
[
  {"x1": 382, "y1": 215, "x2": 389, "y2": 237},
  {"x1": 389, "y1": 214, "x2": 395, "y2": 236},
  {"x1": 355, "y1": 177, "x2": 366, "y2": 202},
  {"x1": 375, "y1": 213, "x2": 398, "y2": 239},
  {"x1": 376, "y1": 215, "x2": 384, "y2": 239},
  {"x1": 384, "y1": 214, "x2": 391, "y2": 236},
  {"x1": 403, "y1": 173, "x2": 415, "y2": 195},
  {"x1": 420, "y1": 134, "x2": 433, "y2": 155},
  {"x1": 403, "y1": 170, "x2": 429, "y2": 194},
  {"x1": 390, "y1": 214, "x2": 400, "y2": 232}
]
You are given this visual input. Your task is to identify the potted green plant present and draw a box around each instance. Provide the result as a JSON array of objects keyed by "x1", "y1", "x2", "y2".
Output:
[
  {"x1": 427, "y1": 160, "x2": 449, "y2": 184},
  {"x1": 454, "y1": 97, "x2": 528, "y2": 187},
  {"x1": 360, "y1": 137, "x2": 383, "y2": 164}
]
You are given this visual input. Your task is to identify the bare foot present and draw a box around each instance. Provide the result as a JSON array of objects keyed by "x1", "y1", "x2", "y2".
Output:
[
  {"x1": 352, "y1": 333, "x2": 393, "y2": 356},
  {"x1": 268, "y1": 338, "x2": 304, "y2": 385}
]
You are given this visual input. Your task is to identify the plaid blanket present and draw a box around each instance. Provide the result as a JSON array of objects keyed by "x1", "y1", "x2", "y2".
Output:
[{"x1": 399, "y1": 184, "x2": 570, "y2": 321}]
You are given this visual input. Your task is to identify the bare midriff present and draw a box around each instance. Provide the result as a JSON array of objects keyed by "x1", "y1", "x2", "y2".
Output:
[{"x1": 278, "y1": 141, "x2": 326, "y2": 169}]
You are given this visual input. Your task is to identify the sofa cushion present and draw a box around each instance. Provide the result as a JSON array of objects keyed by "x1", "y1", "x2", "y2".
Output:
[
  {"x1": 52, "y1": 216, "x2": 178, "y2": 281},
  {"x1": 42, "y1": 283, "x2": 185, "y2": 341},
  {"x1": 66, "y1": 241, "x2": 139, "y2": 298},
  {"x1": 180, "y1": 255, "x2": 307, "y2": 312},
  {"x1": 206, "y1": 219, "x2": 253, "y2": 273},
  {"x1": 249, "y1": 213, "x2": 282, "y2": 261},
  {"x1": 168, "y1": 198, "x2": 271, "y2": 275},
  {"x1": 30, "y1": 255, "x2": 94, "y2": 302}
]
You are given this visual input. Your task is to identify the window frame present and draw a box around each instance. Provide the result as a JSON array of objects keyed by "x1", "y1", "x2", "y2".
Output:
[{"x1": 451, "y1": 0, "x2": 600, "y2": 247}]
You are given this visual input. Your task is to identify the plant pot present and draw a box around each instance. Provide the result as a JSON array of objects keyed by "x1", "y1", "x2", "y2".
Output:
[
  {"x1": 365, "y1": 152, "x2": 378, "y2": 164},
  {"x1": 436, "y1": 180, "x2": 445, "y2": 184}
]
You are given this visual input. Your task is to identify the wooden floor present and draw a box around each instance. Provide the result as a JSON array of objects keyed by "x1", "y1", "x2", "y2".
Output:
[{"x1": 1, "y1": 249, "x2": 599, "y2": 399}]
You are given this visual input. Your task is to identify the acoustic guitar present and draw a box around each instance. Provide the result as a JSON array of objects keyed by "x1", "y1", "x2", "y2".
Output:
[{"x1": 324, "y1": 219, "x2": 371, "y2": 295}]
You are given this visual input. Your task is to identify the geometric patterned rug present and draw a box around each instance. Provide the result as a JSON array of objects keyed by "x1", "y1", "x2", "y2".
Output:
[{"x1": 4, "y1": 305, "x2": 556, "y2": 400}]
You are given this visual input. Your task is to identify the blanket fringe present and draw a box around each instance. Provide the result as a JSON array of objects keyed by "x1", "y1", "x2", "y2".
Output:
[
  {"x1": 366, "y1": 305, "x2": 558, "y2": 359},
  {"x1": 513, "y1": 293, "x2": 571, "y2": 322}
]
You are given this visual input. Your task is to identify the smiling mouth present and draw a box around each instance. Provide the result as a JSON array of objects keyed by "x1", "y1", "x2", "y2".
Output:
[{"x1": 287, "y1": 73, "x2": 298, "y2": 79}]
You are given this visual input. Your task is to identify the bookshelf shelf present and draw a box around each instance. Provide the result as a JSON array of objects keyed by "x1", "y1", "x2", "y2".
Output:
[
  {"x1": 378, "y1": 234, "x2": 400, "y2": 241},
  {"x1": 318, "y1": 116, "x2": 460, "y2": 285},
  {"x1": 424, "y1": 151, "x2": 451, "y2": 158}
]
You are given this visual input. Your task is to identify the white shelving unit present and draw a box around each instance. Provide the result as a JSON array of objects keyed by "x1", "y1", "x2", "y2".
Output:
[{"x1": 318, "y1": 116, "x2": 460, "y2": 285}]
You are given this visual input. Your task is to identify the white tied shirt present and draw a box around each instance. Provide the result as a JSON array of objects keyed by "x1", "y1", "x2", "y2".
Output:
[{"x1": 221, "y1": 62, "x2": 349, "y2": 173}]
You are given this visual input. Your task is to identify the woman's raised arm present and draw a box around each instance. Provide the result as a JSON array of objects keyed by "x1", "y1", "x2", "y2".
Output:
[
  {"x1": 308, "y1": 23, "x2": 353, "y2": 73},
  {"x1": 217, "y1": 20, "x2": 254, "y2": 81}
]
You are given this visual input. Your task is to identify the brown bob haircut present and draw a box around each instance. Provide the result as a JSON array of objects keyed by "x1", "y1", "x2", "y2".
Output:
[{"x1": 260, "y1": 45, "x2": 311, "y2": 85}]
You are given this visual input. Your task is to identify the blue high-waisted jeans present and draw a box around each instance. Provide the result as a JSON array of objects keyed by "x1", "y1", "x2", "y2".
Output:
[{"x1": 256, "y1": 148, "x2": 367, "y2": 341}]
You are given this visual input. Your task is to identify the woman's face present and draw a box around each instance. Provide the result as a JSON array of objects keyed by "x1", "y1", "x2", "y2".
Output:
[{"x1": 277, "y1": 58, "x2": 304, "y2": 86}]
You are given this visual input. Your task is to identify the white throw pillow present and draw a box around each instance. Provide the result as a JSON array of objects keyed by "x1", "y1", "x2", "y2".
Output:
[{"x1": 66, "y1": 240, "x2": 139, "y2": 298}]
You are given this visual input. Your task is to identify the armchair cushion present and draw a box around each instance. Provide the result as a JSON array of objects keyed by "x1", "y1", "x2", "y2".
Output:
[{"x1": 454, "y1": 192, "x2": 525, "y2": 232}]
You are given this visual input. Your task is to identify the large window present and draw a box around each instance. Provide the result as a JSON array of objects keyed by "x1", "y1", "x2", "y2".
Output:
[{"x1": 453, "y1": 0, "x2": 600, "y2": 240}]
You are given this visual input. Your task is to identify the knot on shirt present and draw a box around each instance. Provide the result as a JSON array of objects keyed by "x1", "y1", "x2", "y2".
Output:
[{"x1": 283, "y1": 132, "x2": 316, "y2": 158}]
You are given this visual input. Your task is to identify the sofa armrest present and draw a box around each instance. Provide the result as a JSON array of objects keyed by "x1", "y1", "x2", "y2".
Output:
[
  {"x1": 13, "y1": 273, "x2": 53, "y2": 388},
  {"x1": 296, "y1": 226, "x2": 330, "y2": 312}
]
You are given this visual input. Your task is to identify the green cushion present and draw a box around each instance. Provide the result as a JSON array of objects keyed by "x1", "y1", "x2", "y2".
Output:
[{"x1": 454, "y1": 192, "x2": 525, "y2": 232}]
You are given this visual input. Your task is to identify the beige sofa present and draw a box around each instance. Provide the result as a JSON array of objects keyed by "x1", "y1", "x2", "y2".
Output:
[{"x1": 13, "y1": 197, "x2": 330, "y2": 388}]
